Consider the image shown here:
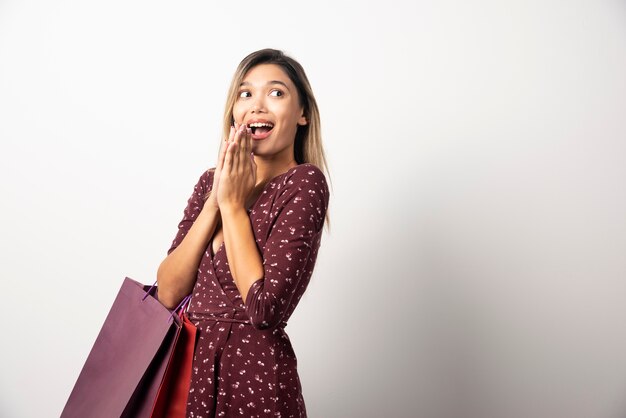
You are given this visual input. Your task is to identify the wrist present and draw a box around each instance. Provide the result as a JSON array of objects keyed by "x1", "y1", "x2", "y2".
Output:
[
  {"x1": 219, "y1": 203, "x2": 246, "y2": 219},
  {"x1": 201, "y1": 199, "x2": 220, "y2": 216}
]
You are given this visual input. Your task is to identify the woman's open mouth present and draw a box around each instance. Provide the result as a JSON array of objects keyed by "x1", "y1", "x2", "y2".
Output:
[{"x1": 248, "y1": 122, "x2": 274, "y2": 140}]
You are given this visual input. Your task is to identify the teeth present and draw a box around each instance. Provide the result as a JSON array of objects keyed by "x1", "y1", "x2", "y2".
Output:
[{"x1": 248, "y1": 122, "x2": 274, "y2": 128}]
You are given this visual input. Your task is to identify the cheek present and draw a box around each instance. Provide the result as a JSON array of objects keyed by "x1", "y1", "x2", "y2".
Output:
[{"x1": 232, "y1": 104, "x2": 243, "y2": 119}]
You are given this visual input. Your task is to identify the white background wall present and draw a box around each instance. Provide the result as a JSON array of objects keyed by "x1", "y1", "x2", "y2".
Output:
[{"x1": 1, "y1": 1, "x2": 625, "y2": 417}]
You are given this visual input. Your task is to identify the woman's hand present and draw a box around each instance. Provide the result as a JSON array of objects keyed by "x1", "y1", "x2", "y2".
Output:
[
  {"x1": 216, "y1": 122, "x2": 257, "y2": 214},
  {"x1": 205, "y1": 125, "x2": 237, "y2": 211}
]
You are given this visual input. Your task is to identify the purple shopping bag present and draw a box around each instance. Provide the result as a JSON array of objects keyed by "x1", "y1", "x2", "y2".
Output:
[{"x1": 61, "y1": 276, "x2": 192, "y2": 418}]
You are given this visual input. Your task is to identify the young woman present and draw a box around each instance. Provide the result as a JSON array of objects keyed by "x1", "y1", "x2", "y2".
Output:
[{"x1": 156, "y1": 48, "x2": 331, "y2": 417}]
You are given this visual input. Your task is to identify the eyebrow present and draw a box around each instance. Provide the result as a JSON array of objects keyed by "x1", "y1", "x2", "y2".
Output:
[{"x1": 239, "y1": 80, "x2": 290, "y2": 91}]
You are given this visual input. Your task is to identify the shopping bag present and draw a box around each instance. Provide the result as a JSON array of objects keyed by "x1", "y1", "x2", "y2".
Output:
[
  {"x1": 150, "y1": 310, "x2": 197, "y2": 418},
  {"x1": 61, "y1": 276, "x2": 192, "y2": 418}
]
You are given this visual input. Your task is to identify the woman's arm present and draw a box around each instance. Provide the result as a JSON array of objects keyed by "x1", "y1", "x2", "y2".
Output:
[
  {"x1": 157, "y1": 170, "x2": 218, "y2": 309},
  {"x1": 157, "y1": 204, "x2": 220, "y2": 309},
  {"x1": 222, "y1": 165, "x2": 329, "y2": 330},
  {"x1": 220, "y1": 205, "x2": 264, "y2": 303}
]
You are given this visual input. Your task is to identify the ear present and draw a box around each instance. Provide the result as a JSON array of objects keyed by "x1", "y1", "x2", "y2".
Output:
[{"x1": 298, "y1": 114, "x2": 308, "y2": 126}]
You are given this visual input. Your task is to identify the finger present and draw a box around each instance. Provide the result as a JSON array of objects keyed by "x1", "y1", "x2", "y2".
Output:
[
  {"x1": 238, "y1": 126, "x2": 248, "y2": 172},
  {"x1": 245, "y1": 129, "x2": 254, "y2": 180},
  {"x1": 218, "y1": 126, "x2": 234, "y2": 173},
  {"x1": 239, "y1": 124, "x2": 247, "y2": 170},
  {"x1": 223, "y1": 126, "x2": 234, "y2": 155},
  {"x1": 234, "y1": 123, "x2": 245, "y2": 172},
  {"x1": 245, "y1": 124, "x2": 254, "y2": 157},
  {"x1": 227, "y1": 125, "x2": 236, "y2": 153},
  {"x1": 224, "y1": 137, "x2": 235, "y2": 175},
  {"x1": 240, "y1": 124, "x2": 249, "y2": 155}
]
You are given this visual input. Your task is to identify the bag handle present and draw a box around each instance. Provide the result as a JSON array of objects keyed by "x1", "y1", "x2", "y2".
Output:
[
  {"x1": 143, "y1": 279, "x2": 192, "y2": 323},
  {"x1": 143, "y1": 279, "x2": 158, "y2": 300},
  {"x1": 171, "y1": 294, "x2": 192, "y2": 320}
]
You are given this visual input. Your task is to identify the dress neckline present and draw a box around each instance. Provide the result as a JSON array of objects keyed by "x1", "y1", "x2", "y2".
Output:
[{"x1": 208, "y1": 165, "x2": 301, "y2": 259}]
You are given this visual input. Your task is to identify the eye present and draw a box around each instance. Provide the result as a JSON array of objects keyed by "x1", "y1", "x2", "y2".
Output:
[
  {"x1": 239, "y1": 90, "x2": 251, "y2": 98},
  {"x1": 270, "y1": 89, "x2": 283, "y2": 97}
]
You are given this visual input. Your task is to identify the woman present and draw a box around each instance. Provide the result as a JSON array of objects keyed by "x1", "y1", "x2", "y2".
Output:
[{"x1": 156, "y1": 48, "x2": 331, "y2": 417}]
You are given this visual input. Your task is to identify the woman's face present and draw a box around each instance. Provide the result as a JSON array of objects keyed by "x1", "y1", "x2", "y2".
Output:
[{"x1": 232, "y1": 63, "x2": 307, "y2": 159}]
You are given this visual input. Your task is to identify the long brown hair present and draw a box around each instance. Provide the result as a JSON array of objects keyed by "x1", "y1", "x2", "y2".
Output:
[{"x1": 206, "y1": 48, "x2": 331, "y2": 232}]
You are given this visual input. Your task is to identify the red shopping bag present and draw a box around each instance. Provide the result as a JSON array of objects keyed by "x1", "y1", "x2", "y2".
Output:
[
  {"x1": 61, "y1": 277, "x2": 193, "y2": 418},
  {"x1": 150, "y1": 309, "x2": 197, "y2": 418}
]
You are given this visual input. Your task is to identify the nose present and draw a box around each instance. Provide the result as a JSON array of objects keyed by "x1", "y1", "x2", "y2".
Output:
[{"x1": 251, "y1": 95, "x2": 266, "y2": 114}]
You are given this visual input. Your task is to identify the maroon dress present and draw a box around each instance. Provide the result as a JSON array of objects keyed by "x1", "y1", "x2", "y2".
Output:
[{"x1": 166, "y1": 163, "x2": 329, "y2": 418}]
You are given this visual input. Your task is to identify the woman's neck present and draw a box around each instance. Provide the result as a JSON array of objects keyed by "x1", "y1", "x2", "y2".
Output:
[{"x1": 255, "y1": 159, "x2": 298, "y2": 187}]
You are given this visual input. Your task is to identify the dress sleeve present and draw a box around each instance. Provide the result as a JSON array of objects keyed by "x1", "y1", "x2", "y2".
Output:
[
  {"x1": 166, "y1": 169, "x2": 212, "y2": 256},
  {"x1": 244, "y1": 165, "x2": 329, "y2": 330}
]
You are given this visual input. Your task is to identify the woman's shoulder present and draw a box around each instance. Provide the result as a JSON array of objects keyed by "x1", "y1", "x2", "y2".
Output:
[
  {"x1": 280, "y1": 163, "x2": 327, "y2": 187},
  {"x1": 276, "y1": 163, "x2": 329, "y2": 209},
  {"x1": 205, "y1": 167, "x2": 216, "y2": 178},
  {"x1": 199, "y1": 168, "x2": 215, "y2": 191}
]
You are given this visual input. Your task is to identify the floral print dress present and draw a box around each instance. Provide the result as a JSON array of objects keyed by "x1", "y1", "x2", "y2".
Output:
[{"x1": 166, "y1": 163, "x2": 329, "y2": 418}]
